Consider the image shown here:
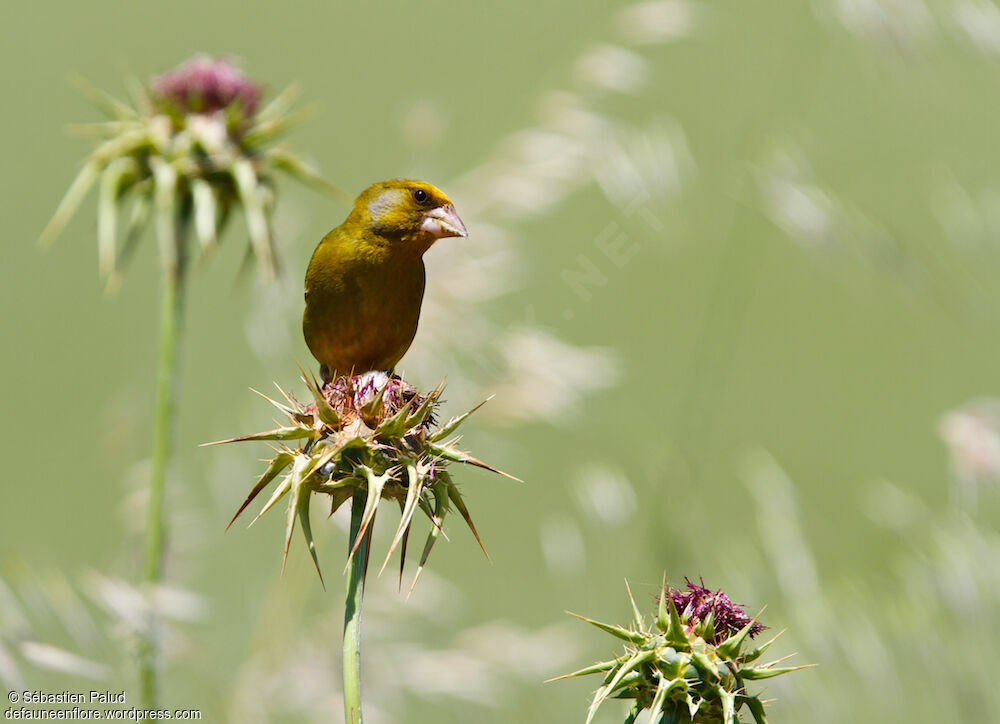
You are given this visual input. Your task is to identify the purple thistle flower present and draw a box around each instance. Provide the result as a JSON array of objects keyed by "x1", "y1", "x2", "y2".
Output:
[
  {"x1": 316, "y1": 372, "x2": 433, "y2": 428},
  {"x1": 151, "y1": 55, "x2": 262, "y2": 117},
  {"x1": 663, "y1": 577, "x2": 765, "y2": 644}
]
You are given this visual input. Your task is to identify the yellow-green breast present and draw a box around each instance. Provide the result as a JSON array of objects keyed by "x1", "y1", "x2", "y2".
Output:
[{"x1": 303, "y1": 226, "x2": 426, "y2": 376}]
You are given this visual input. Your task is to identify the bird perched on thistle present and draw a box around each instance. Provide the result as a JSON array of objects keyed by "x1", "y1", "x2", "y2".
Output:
[{"x1": 303, "y1": 178, "x2": 467, "y2": 381}]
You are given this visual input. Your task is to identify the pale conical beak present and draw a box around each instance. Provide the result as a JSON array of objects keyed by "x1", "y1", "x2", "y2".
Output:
[{"x1": 420, "y1": 204, "x2": 468, "y2": 239}]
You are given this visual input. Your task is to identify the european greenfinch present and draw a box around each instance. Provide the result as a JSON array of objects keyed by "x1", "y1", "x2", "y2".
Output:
[{"x1": 303, "y1": 178, "x2": 467, "y2": 381}]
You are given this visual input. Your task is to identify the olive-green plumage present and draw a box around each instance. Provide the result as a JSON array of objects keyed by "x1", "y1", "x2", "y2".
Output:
[{"x1": 303, "y1": 178, "x2": 467, "y2": 379}]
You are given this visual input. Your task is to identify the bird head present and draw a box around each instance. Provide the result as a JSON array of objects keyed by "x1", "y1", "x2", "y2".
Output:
[{"x1": 353, "y1": 178, "x2": 467, "y2": 253}]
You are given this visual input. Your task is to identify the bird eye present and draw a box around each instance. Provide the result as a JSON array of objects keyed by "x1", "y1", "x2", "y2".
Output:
[{"x1": 412, "y1": 188, "x2": 429, "y2": 204}]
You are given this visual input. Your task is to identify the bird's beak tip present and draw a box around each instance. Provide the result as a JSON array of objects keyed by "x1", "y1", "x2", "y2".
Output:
[{"x1": 422, "y1": 204, "x2": 468, "y2": 239}]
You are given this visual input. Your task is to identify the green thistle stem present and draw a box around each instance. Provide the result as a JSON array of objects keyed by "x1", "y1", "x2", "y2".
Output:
[
  {"x1": 138, "y1": 214, "x2": 190, "y2": 714},
  {"x1": 343, "y1": 489, "x2": 371, "y2": 724}
]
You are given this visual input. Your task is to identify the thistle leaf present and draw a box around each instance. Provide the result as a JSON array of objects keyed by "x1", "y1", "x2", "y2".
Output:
[
  {"x1": 699, "y1": 609, "x2": 716, "y2": 645},
  {"x1": 690, "y1": 641, "x2": 719, "y2": 683},
  {"x1": 191, "y1": 178, "x2": 218, "y2": 254},
  {"x1": 71, "y1": 76, "x2": 138, "y2": 120},
  {"x1": 232, "y1": 158, "x2": 274, "y2": 280},
  {"x1": 586, "y1": 650, "x2": 654, "y2": 724},
  {"x1": 255, "y1": 84, "x2": 300, "y2": 123},
  {"x1": 428, "y1": 396, "x2": 493, "y2": 443},
  {"x1": 122, "y1": 73, "x2": 151, "y2": 115},
  {"x1": 360, "y1": 377, "x2": 391, "y2": 424},
  {"x1": 96, "y1": 158, "x2": 136, "y2": 278},
  {"x1": 738, "y1": 661, "x2": 814, "y2": 680},
  {"x1": 656, "y1": 574, "x2": 669, "y2": 632},
  {"x1": 305, "y1": 439, "x2": 349, "y2": 481},
  {"x1": 282, "y1": 460, "x2": 307, "y2": 574},
  {"x1": 441, "y1": 472, "x2": 490, "y2": 561},
  {"x1": 327, "y1": 487, "x2": 353, "y2": 517},
  {"x1": 249, "y1": 387, "x2": 309, "y2": 424},
  {"x1": 397, "y1": 500, "x2": 411, "y2": 591},
  {"x1": 227, "y1": 451, "x2": 294, "y2": 530},
  {"x1": 745, "y1": 695, "x2": 769, "y2": 724},
  {"x1": 266, "y1": 147, "x2": 351, "y2": 203},
  {"x1": 404, "y1": 381, "x2": 444, "y2": 429},
  {"x1": 344, "y1": 467, "x2": 389, "y2": 570},
  {"x1": 295, "y1": 481, "x2": 324, "y2": 587},
  {"x1": 40, "y1": 160, "x2": 101, "y2": 247},
  {"x1": 715, "y1": 684, "x2": 736, "y2": 724},
  {"x1": 85, "y1": 127, "x2": 149, "y2": 166},
  {"x1": 545, "y1": 658, "x2": 619, "y2": 682},
  {"x1": 741, "y1": 628, "x2": 785, "y2": 664},
  {"x1": 416, "y1": 488, "x2": 451, "y2": 542},
  {"x1": 381, "y1": 460, "x2": 421, "y2": 578},
  {"x1": 661, "y1": 588, "x2": 688, "y2": 648},
  {"x1": 298, "y1": 363, "x2": 338, "y2": 427},
  {"x1": 686, "y1": 693, "x2": 701, "y2": 719},
  {"x1": 606, "y1": 670, "x2": 644, "y2": 696},
  {"x1": 314, "y1": 476, "x2": 355, "y2": 495},
  {"x1": 624, "y1": 702, "x2": 640, "y2": 724},
  {"x1": 406, "y1": 480, "x2": 449, "y2": 596},
  {"x1": 249, "y1": 471, "x2": 293, "y2": 526},
  {"x1": 568, "y1": 612, "x2": 646, "y2": 644},
  {"x1": 373, "y1": 393, "x2": 416, "y2": 438},
  {"x1": 648, "y1": 675, "x2": 675, "y2": 722},
  {"x1": 624, "y1": 579, "x2": 644, "y2": 630},
  {"x1": 428, "y1": 442, "x2": 521, "y2": 481},
  {"x1": 718, "y1": 607, "x2": 766, "y2": 660},
  {"x1": 66, "y1": 120, "x2": 135, "y2": 138},
  {"x1": 272, "y1": 381, "x2": 299, "y2": 408},
  {"x1": 201, "y1": 425, "x2": 312, "y2": 446},
  {"x1": 242, "y1": 108, "x2": 309, "y2": 148},
  {"x1": 97, "y1": 182, "x2": 152, "y2": 291},
  {"x1": 150, "y1": 157, "x2": 178, "y2": 272}
]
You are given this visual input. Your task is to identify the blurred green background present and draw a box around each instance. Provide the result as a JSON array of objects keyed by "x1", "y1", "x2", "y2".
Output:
[{"x1": 4, "y1": 0, "x2": 1000, "y2": 721}]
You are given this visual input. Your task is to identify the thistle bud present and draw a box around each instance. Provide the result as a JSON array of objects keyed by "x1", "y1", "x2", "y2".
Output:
[
  {"x1": 207, "y1": 371, "x2": 516, "y2": 592},
  {"x1": 42, "y1": 55, "x2": 340, "y2": 283},
  {"x1": 553, "y1": 577, "x2": 810, "y2": 724},
  {"x1": 150, "y1": 55, "x2": 262, "y2": 119}
]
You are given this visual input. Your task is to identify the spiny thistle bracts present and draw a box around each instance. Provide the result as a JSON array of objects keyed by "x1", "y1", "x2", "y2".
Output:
[
  {"x1": 553, "y1": 577, "x2": 810, "y2": 724},
  {"x1": 206, "y1": 370, "x2": 517, "y2": 592},
  {"x1": 42, "y1": 55, "x2": 342, "y2": 284}
]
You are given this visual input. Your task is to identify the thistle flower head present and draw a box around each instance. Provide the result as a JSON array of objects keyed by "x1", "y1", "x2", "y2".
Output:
[
  {"x1": 553, "y1": 577, "x2": 809, "y2": 724},
  {"x1": 42, "y1": 54, "x2": 343, "y2": 284},
  {"x1": 151, "y1": 55, "x2": 262, "y2": 118},
  {"x1": 207, "y1": 371, "x2": 516, "y2": 592},
  {"x1": 663, "y1": 578, "x2": 766, "y2": 646}
]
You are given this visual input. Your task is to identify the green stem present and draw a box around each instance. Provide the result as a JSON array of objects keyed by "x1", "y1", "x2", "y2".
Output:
[
  {"x1": 343, "y1": 490, "x2": 371, "y2": 724},
  {"x1": 138, "y1": 224, "x2": 189, "y2": 713}
]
